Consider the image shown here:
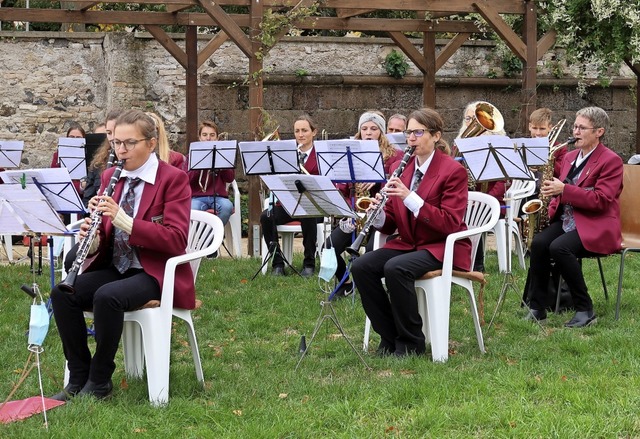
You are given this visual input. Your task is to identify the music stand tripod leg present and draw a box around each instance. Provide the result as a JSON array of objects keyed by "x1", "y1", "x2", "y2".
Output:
[
  {"x1": 251, "y1": 205, "x2": 301, "y2": 280},
  {"x1": 295, "y1": 300, "x2": 370, "y2": 371}
]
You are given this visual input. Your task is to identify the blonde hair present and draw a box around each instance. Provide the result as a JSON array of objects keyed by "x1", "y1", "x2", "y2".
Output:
[{"x1": 146, "y1": 112, "x2": 171, "y2": 163}]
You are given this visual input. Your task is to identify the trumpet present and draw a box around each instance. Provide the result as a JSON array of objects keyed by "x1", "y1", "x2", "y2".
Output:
[{"x1": 460, "y1": 102, "x2": 505, "y2": 138}]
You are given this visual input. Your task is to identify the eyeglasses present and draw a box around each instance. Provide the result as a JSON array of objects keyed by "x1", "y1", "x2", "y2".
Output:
[
  {"x1": 403, "y1": 129, "x2": 427, "y2": 138},
  {"x1": 572, "y1": 125, "x2": 598, "y2": 132},
  {"x1": 464, "y1": 116, "x2": 473, "y2": 123},
  {"x1": 111, "y1": 138, "x2": 149, "y2": 151}
]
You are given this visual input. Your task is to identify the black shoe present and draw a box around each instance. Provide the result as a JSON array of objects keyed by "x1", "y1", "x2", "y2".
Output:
[
  {"x1": 524, "y1": 308, "x2": 547, "y2": 322},
  {"x1": 330, "y1": 282, "x2": 354, "y2": 301},
  {"x1": 271, "y1": 266, "x2": 285, "y2": 276},
  {"x1": 375, "y1": 341, "x2": 395, "y2": 357},
  {"x1": 207, "y1": 250, "x2": 219, "y2": 259},
  {"x1": 300, "y1": 267, "x2": 315, "y2": 278},
  {"x1": 77, "y1": 379, "x2": 113, "y2": 399},
  {"x1": 50, "y1": 382, "x2": 85, "y2": 401},
  {"x1": 394, "y1": 344, "x2": 426, "y2": 358},
  {"x1": 564, "y1": 310, "x2": 597, "y2": 328}
]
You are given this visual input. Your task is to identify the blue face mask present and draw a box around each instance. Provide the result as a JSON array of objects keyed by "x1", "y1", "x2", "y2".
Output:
[
  {"x1": 28, "y1": 303, "x2": 49, "y2": 347},
  {"x1": 318, "y1": 247, "x2": 338, "y2": 282}
]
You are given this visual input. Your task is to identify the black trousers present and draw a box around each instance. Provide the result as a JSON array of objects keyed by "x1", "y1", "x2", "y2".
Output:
[
  {"x1": 351, "y1": 247, "x2": 441, "y2": 353},
  {"x1": 51, "y1": 267, "x2": 160, "y2": 385},
  {"x1": 260, "y1": 205, "x2": 321, "y2": 269},
  {"x1": 527, "y1": 221, "x2": 598, "y2": 312}
]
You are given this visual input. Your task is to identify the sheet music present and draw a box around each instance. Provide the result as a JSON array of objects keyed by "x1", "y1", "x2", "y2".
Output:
[
  {"x1": 386, "y1": 132, "x2": 408, "y2": 151},
  {"x1": 0, "y1": 184, "x2": 67, "y2": 234},
  {"x1": 238, "y1": 140, "x2": 299, "y2": 175},
  {"x1": 188, "y1": 140, "x2": 237, "y2": 171},
  {"x1": 58, "y1": 137, "x2": 87, "y2": 180},
  {"x1": 0, "y1": 167, "x2": 87, "y2": 214},
  {"x1": 261, "y1": 174, "x2": 355, "y2": 218},
  {"x1": 456, "y1": 135, "x2": 534, "y2": 181},
  {"x1": 512, "y1": 136, "x2": 550, "y2": 167},
  {"x1": 314, "y1": 139, "x2": 386, "y2": 183},
  {"x1": 0, "y1": 140, "x2": 24, "y2": 168}
]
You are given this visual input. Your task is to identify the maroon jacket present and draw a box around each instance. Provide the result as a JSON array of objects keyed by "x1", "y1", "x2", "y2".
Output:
[
  {"x1": 379, "y1": 149, "x2": 472, "y2": 271},
  {"x1": 86, "y1": 161, "x2": 195, "y2": 309},
  {"x1": 188, "y1": 168, "x2": 235, "y2": 198},
  {"x1": 548, "y1": 143, "x2": 623, "y2": 255}
]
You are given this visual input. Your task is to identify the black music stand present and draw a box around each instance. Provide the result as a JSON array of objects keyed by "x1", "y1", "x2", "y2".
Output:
[
  {"x1": 239, "y1": 139, "x2": 300, "y2": 278},
  {"x1": 314, "y1": 139, "x2": 386, "y2": 299},
  {"x1": 258, "y1": 174, "x2": 367, "y2": 370},
  {"x1": 512, "y1": 136, "x2": 550, "y2": 168},
  {"x1": 456, "y1": 135, "x2": 541, "y2": 330},
  {"x1": 189, "y1": 139, "x2": 238, "y2": 257}
]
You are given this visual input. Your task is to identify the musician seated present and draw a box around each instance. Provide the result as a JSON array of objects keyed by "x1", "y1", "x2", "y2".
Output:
[
  {"x1": 524, "y1": 106, "x2": 623, "y2": 327},
  {"x1": 260, "y1": 114, "x2": 322, "y2": 278},
  {"x1": 351, "y1": 107, "x2": 471, "y2": 357},
  {"x1": 326, "y1": 111, "x2": 403, "y2": 297},
  {"x1": 50, "y1": 109, "x2": 194, "y2": 401},
  {"x1": 188, "y1": 121, "x2": 235, "y2": 226}
]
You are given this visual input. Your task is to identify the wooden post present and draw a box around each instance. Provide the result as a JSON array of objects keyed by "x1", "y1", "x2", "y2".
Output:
[
  {"x1": 185, "y1": 26, "x2": 198, "y2": 152},
  {"x1": 423, "y1": 29, "x2": 436, "y2": 107},
  {"x1": 522, "y1": 0, "x2": 537, "y2": 134},
  {"x1": 247, "y1": 0, "x2": 264, "y2": 257}
]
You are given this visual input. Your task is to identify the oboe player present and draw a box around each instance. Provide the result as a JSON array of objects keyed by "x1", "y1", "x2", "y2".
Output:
[
  {"x1": 351, "y1": 107, "x2": 471, "y2": 357},
  {"x1": 50, "y1": 109, "x2": 193, "y2": 401}
]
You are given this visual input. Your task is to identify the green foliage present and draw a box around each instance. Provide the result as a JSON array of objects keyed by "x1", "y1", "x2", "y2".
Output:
[
  {"x1": 294, "y1": 68, "x2": 309, "y2": 77},
  {"x1": 501, "y1": 52, "x2": 523, "y2": 78},
  {"x1": 257, "y1": 3, "x2": 321, "y2": 58},
  {"x1": 541, "y1": 0, "x2": 640, "y2": 75},
  {"x1": 383, "y1": 49, "x2": 410, "y2": 80}
]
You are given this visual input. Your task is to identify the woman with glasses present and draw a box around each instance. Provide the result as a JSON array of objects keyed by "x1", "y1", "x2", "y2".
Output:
[
  {"x1": 524, "y1": 106, "x2": 623, "y2": 327},
  {"x1": 324, "y1": 111, "x2": 403, "y2": 297},
  {"x1": 188, "y1": 121, "x2": 235, "y2": 227},
  {"x1": 351, "y1": 107, "x2": 471, "y2": 357},
  {"x1": 50, "y1": 109, "x2": 193, "y2": 401}
]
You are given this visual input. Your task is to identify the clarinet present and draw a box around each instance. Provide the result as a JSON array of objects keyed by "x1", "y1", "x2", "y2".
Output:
[
  {"x1": 57, "y1": 160, "x2": 125, "y2": 294},
  {"x1": 346, "y1": 145, "x2": 416, "y2": 257}
]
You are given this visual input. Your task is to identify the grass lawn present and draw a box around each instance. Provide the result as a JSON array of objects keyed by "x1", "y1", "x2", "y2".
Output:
[{"x1": 1, "y1": 251, "x2": 639, "y2": 438}]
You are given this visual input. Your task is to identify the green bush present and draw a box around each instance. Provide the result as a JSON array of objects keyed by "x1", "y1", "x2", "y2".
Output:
[{"x1": 384, "y1": 49, "x2": 410, "y2": 79}]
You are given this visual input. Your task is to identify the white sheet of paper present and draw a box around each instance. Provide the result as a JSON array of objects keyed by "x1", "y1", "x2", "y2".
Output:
[
  {"x1": 386, "y1": 132, "x2": 408, "y2": 151},
  {"x1": 239, "y1": 140, "x2": 299, "y2": 175},
  {"x1": 0, "y1": 167, "x2": 86, "y2": 213},
  {"x1": 512, "y1": 136, "x2": 550, "y2": 167},
  {"x1": 314, "y1": 139, "x2": 386, "y2": 183},
  {"x1": 261, "y1": 174, "x2": 355, "y2": 218},
  {"x1": 0, "y1": 184, "x2": 67, "y2": 234},
  {"x1": 188, "y1": 140, "x2": 237, "y2": 170},
  {"x1": 58, "y1": 145, "x2": 87, "y2": 180},
  {"x1": 456, "y1": 135, "x2": 533, "y2": 181},
  {"x1": 0, "y1": 140, "x2": 24, "y2": 168}
]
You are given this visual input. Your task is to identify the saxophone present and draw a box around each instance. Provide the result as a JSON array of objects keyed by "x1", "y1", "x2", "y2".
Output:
[{"x1": 522, "y1": 120, "x2": 575, "y2": 249}]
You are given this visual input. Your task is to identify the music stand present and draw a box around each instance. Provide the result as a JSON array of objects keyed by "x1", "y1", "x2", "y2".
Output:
[
  {"x1": 456, "y1": 136, "x2": 542, "y2": 330},
  {"x1": 239, "y1": 140, "x2": 300, "y2": 276},
  {"x1": 57, "y1": 137, "x2": 87, "y2": 181},
  {"x1": 386, "y1": 132, "x2": 408, "y2": 152},
  {"x1": 314, "y1": 140, "x2": 386, "y2": 298},
  {"x1": 258, "y1": 174, "x2": 367, "y2": 370},
  {"x1": 512, "y1": 136, "x2": 549, "y2": 168},
  {"x1": 189, "y1": 140, "x2": 238, "y2": 257},
  {"x1": 0, "y1": 140, "x2": 24, "y2": 263}
]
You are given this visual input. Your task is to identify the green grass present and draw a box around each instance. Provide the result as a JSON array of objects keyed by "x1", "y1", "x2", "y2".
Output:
[{"x1": 1, "y1": 252, "x2": 639, "y2": 438}]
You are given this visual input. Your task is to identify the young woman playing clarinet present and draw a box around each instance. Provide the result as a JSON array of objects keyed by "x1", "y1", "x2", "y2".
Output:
[{"x1": 351, "y1": 107, "x2": 471, "y2": 357}]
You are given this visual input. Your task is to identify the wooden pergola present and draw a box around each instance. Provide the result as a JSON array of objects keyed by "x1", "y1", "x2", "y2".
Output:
[{"x1": 0, "y1": 0, "x2": 556, "y2": 255}]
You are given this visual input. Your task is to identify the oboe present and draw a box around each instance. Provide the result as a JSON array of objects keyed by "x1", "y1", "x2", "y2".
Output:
[
  {"x1": 57, "y1": 160, "x2": 125, "y2": 294},
  {"x1": 346, "y1": 145, "x2": 416, "y2": 257}
]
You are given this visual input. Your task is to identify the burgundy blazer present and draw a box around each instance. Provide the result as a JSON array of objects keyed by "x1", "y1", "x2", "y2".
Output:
[
  {"x1": 301, "y1": 146, "x2": 319, "y2": 175},
  {"x1": 188, "y1": 168, "x2": 235, "y2": 198},
  {"x1": 380, "y1": 149, "x2": 472, "y2": 271},
  {"x1": 86, "y1": 161, "x2": 196, "y2": 309},
  {"x1": 548, "y1": 143, "x2": 623, "y2": 255},
  {"x1": 169, "y1": 150, "x2": 188, "y2": 172},
  {"x1": 552, "y1": 145, "x2": 567, "y2": 178}
]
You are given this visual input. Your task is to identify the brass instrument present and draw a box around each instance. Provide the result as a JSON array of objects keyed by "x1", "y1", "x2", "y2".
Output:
[
  {"x1": 297, "y1": 144, "x2": 311, "y2": 175},
  {"x1": 456, "y1": 102, "x2": 505, "y2": 189},
  {"x1": 262, "y1": 126, "x2": 280, "y2": 141},
  {"x1": 58, "y1": 160, "x2": 125, "y2": 293},
  {"x1": 346, "y1": 144, "x2": 416, "y2": 256},
  {"x1": 522, "y1": 129, "x2": 576, "y2": 249}
]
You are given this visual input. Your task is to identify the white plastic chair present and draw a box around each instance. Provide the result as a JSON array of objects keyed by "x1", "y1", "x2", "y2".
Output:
[
  {"x1": 363, "y1": 192, "x2": 500, "y2": 362},
  {"x1": 224, "y1": 180, "x2": 243, "y2": 258},
  {"x1": 1, "y1": 235, "x2": 13, "y2": 262},
  {"x1": 64, "y1": 210, "x2": 224, "y2": 406},
  {"x1": 492, "y1": 179, "x2": 536, "y2": 272}
]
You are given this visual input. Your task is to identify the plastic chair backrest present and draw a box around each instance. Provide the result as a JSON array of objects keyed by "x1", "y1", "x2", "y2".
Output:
[{"x1": 621, "y1": 165, "x2": 640, "y2": 248}]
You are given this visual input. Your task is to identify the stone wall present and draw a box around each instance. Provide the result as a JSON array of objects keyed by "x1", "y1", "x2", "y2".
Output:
[{"x1": 0, "y1": 31, "x2": 636, "y2": 169}]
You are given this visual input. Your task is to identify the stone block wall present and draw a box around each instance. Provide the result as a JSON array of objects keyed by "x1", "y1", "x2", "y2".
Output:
[{"x1": 0, "y1": 31, "x2": 636, "y2": 169}]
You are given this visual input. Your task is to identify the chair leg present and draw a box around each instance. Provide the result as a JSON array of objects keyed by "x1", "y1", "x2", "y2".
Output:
[
  {"x1": 123, "y1": 321, "x2": 145, "y2": 379},
  {"x1": 178, "y1": 312, "x2": 204, "y2": 385},
  {"x1": 615, "y1": 249, "x2": 630, "y2": 320},
  {"x1": 417, "y1": 281, "x2": 451, "y2": 362},
  {"x1": 597, "y1": 257, "x2": 608, "y2": 301},
  {"x1": 463, "y1": 284, "x2": 486, "y2": 354},
  {"x1": 555, "y1": 276, "x2": 563, "y2": 314},
  {"x1": 363, "y1": 317, "x2": 371, "y2": 352},
  {"x1": 141, "y1": 329, "x2": 170, "y2": 406}
]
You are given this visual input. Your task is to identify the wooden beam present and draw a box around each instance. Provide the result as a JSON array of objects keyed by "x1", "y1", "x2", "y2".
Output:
[
  {"x1": 388, "y1": 31, "x2": 428, "y2": 74},
  {"x1": 197, "y1": 31, "x2": 229, "y2": 68},
  {"x1": 198, "y1": 0, "x2": 253, "y2": 58},
  {"x1": 423, "y1": 32, "x2": 436, "y2": 107},
  {"x1": 167, "y1": 4, "x2": 192, "y2": 13},
  {"x1": 624, "y1": 59, "x2": 640, "y2": 154},
  {"x1": 435, "y1": 32, "x2": 470, "y2": 71},
  {"x1": 473, "y1": 1, "x2": 526, "y2": 61},
  {"x1": 521, "y1": 0, "x2": 537, "y2": 133},
  {"x1": 336, "y1": 9, "x2": 375, "y2": 18},
  {"x1": 536, "y1": 29, "x2": 556, "y2": 61},
  {"x1": 185, "y1": 25, "x2": 199, "y2": 150},
  {"x1": 145, "y1": 25, "x2": 187, "y2": 69}
]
